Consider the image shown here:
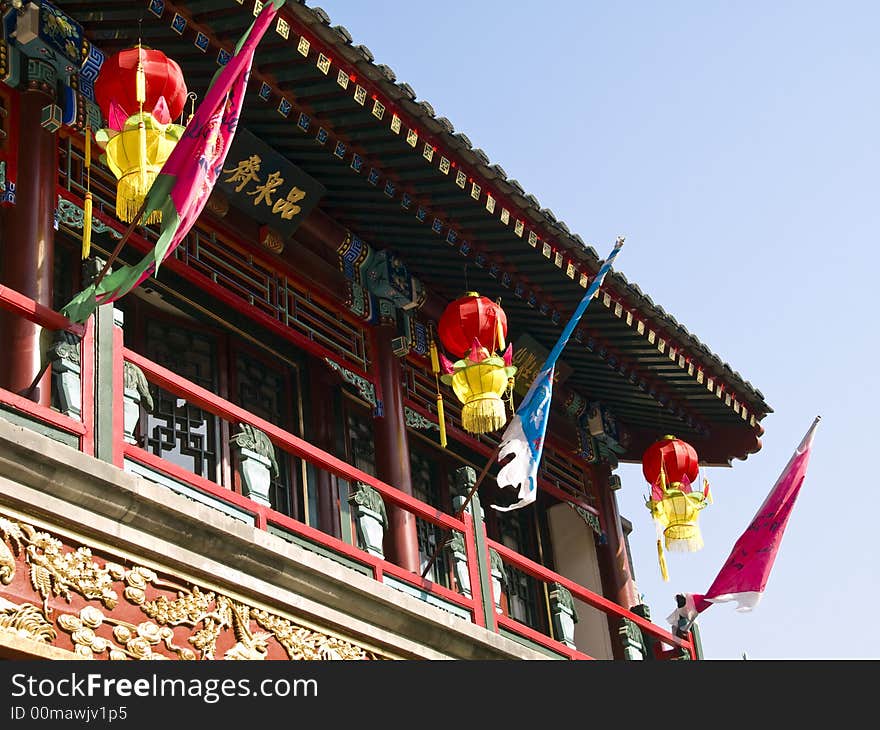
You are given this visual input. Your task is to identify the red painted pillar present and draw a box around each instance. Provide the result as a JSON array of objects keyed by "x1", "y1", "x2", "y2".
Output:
[
  {"x1": 595, "y1": 464, "x2": 639, "y2": 659},
  {"x1": 0, "y1": 81, "x2": 57, "y2": 406},
  {"x1": 372, "y1": 325, "x2": 420, "y2": 573},
  {"x1": 596, "y1": 467, "x2": 639, "y2": 609}
]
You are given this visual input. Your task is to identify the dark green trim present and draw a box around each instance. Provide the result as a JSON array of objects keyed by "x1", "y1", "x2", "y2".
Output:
[
  {"x1": 93, "y1": 304, "x2": 115, "y2": 462},
  {"x1": 381, "y1": 575, "x2": 472, "y2": 621},
  {"x1": 469, "y1": 494, "x2": 497, "y2": 629},
  {"x1": 690, "y1": 621, "x2": 705, "y2": 660},
  {"x1": 267, "y1": 524, "x2": 371, "y2": 576},
  {"x1": 124, "y1": 459, "x2": 254, "y2": 525},
  {"x1": 498, "y1": 628, "x2": 566, "y2": 659},
  {"x1": 0, "y1": 406, "x2": 79, "y2": 447}
]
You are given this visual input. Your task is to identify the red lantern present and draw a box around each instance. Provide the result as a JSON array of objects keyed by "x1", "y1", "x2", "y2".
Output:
[
  {"x1": 95, "y1": 47, "x2": 188, "y2": 125},
  {"x1": 437, "y1": 292, "x2": 507, "y2": 359},
  {"x1": 642, "y1": 434, "x2": 708, "y2": 581},
  {"x1": 92, "y1": 46, "x2": 188, "y2": 225},
  {"x1": 642, "y1": 435, "x2": 699, "y2": 493}
]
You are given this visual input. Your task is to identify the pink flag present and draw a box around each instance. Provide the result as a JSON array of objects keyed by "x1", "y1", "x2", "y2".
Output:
[{"x1": 668, "y1": 416, "x2": 820, "y2": 630}]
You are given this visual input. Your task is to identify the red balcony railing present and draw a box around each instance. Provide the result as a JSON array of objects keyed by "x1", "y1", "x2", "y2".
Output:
[
  {"x1": 0, "y1": 284, "x2": 695, "y2": 659},
  {"x1": 0, "y1": 283, "x2": 94, "y2": 456}
]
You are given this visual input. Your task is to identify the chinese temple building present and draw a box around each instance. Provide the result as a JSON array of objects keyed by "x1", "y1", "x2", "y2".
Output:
[{"x1": 0, "y1": 0, "x2": 770, "y2": 661}]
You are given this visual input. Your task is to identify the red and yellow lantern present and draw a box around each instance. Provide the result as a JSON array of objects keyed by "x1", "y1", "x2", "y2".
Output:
[
  {"x1": 437, "y1": 292, "x2": 507, "y2": 359},
  {"x1": 95, "y1": 47, "x2": 188, "y2": 124},
  {"x1": 93, "y1": 46, "x2": 188, "y2": 225},
  {"x1": 430, "y1": 293, "x2": 516, "y2": 439},
  {"x1": 643, "y1": 435, "x2": 711, "y2": 581}
]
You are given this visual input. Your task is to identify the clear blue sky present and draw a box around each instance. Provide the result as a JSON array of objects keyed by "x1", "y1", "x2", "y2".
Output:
[{"x1": 313, "y1": 1, "x2": 879, "y2": 658}]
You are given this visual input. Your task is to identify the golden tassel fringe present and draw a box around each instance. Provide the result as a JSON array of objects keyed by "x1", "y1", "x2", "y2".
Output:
[
  {"x1": 657, "y1": 539, "x2": 669, "y2": 582},
  {"x1": 663, "y1": 522, "x2": 704, "y2": 552},
  {"x1": 82, "y1": 193, "x2": 93, "y2": 259},
  {"x1": 436, "y1": 395, "x2": 447, "y2": 448},
  {"x1": 664, "y1": 533, "x2": 704, "y2": 553},
  {"x1": 83, "y1": 125, "x2": 92, "y2": 259},
  {"x1": 116, "y1": 171, "x2": 161, "y2": 225},
  {"x1": 430, "y1": 339, "x2": 447, "y2": 448},
  {"x1": 461, "y1": 396, "x2": 506, "y2": 434}
]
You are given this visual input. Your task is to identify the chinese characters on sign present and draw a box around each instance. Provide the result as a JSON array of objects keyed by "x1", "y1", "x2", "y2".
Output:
[
  {"x1": 217, "y1": 128, "x2": 325, "y2": 237},
  {"x1": 511, "y1": 333, "x2": 573, "y2": 397}
]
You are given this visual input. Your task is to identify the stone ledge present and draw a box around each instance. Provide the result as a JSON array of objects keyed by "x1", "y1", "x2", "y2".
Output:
[{"x1": 0, "y1": 417, "x2": 547, "y2": 660}]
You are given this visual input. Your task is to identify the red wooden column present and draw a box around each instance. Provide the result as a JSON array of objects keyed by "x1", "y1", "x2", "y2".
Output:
[
  {"x1": 309, "y1": 357, "x2": 342, "y2": 539},
  {"x1": 372, "y1": 325, "x2": 421, "y2": 573},
  {"x1": 0, "y1": 76, "x2": 57, "y2": 406},
  {"x1": 597, "y1": 463, "x2": 639, "y2": 609},
  {"x1": 595, "y1": 464, "x2": 639, "y2": 658}
]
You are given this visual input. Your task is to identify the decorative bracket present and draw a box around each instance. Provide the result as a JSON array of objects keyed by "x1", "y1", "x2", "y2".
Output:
[
  {"x1": 404, "y1": 406, "x2": 438, "y2": 432},
  {"x1": 324, "y1": 357, "x2": 378, "y2": 409},
  {"x1": 568, "y1": 502, "x2": 603, "y2": 538},
  {"x1": 55, "y1": 195, "x2": 122, "y2": 238}
]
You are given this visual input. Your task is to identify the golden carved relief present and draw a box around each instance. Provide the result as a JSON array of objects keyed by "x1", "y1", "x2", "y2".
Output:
[
  {"x1": 0, "y1": 595, "x2": 57, "y2": 643},
  {"x1": 253, "y1": 608, "x2": 378, "y2": 660},
  {"x1": 0, "y1": 512, "x2": 385, "y2": 660}
]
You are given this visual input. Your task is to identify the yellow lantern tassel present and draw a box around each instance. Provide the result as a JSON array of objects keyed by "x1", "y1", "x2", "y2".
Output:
[
  {"x1": 82, "y1": 193, "x2": 93, "y2": 259},
  {"x1": 657, "y1": 539, "x2": 669, "y2": 582},
  {"x1": 429, "y1": 338, "x2": 447, "y2": 449},
  {"x1": 429, "y1": 338, "x2": 440, "y2": 373},
  {"x1": 81, "y1": 124, "x2": 92, "y2": 259},
  {"x1": 436, "y1": 395, "x2": 447, "y2": 448}
]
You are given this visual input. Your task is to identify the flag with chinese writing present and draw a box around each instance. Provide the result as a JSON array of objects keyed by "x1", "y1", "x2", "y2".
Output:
[
  {"x1": 668, "y1": 416, "x2": 820, "y2": 629},
  {"x1": 62, "y1": 1, "x2": 285, "y2": 324},
  {"x1": 493, "y1": 238, "x2": 624, "y2": 511}
]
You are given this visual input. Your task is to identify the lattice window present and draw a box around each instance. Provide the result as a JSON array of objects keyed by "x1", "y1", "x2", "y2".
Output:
[
  {"x1": 234, "y1": 349, "x2": 302, "y2": 518},
  {"x1": 143, "y1": 320, "x2": 219, "y2": 481},
  {"x1": 498, "y1": 511, "x2": 542, "y2": 630},
  {"x1": 409, "y1": 448, "x2": 451, "y2": 589},
  {"x1": 346, "y1": 404, "x2": 376, "y2": 476},
  {"x1": 543, "y1": 449, "x2": 595, "y2": 506}
]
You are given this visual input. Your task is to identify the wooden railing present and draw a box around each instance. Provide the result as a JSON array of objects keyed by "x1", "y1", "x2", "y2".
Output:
[{"x1": 0, "y1": 284, "x2": 94, "y2": 455}]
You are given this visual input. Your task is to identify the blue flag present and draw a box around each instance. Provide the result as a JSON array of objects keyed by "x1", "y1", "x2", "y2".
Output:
[{"x1": 494, "y1": 238, "x2": 625, "y2": 511}]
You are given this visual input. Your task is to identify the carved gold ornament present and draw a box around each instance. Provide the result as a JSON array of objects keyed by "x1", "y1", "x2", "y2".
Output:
[{"x1": 0, "y1": 512, "x2": 384, "y2": 660}]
